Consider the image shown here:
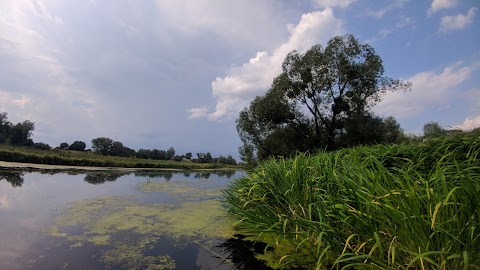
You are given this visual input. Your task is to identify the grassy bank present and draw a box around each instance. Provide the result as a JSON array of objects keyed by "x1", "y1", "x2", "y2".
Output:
[
  {"x1": 0, "y1": 144, "x2": 239, "y2": 170},
  {"x1": 224, "y1": 134, "x2": 480, "y2": 269}
]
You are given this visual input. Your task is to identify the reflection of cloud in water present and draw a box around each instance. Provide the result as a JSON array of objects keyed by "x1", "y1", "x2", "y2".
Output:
[{"x1": 0, "y1": 193, "x2": 8, "y2": 208}]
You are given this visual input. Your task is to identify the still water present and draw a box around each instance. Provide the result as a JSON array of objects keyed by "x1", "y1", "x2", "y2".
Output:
[{"x1": 0, "y1": 168, "x2": 249, "y2": 270}]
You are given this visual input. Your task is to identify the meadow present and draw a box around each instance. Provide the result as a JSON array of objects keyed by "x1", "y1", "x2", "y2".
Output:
[
  {"x1": 0, "y1": 144, "x2": 237, "y2": 170},
  {"x1": 224, "y1": 134, "x2": 480, "y2": 269}
]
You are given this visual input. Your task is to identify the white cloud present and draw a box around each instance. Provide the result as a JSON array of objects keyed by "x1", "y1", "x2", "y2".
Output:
[
  {"x1": 0, "y1": 92, "x2": 31, "y2": 110},
  {"x1": 188, "y1": 9, "x2": 343, "y2": 121},
  {"x1": 312, "y1": 0, "x2": 356, "y2": 8},
  {"x1": 440, "y1": 7, "x2": 477, "y2": 32},
  {"x1": 187, "y1": 106, "x2": 209, "y2": 119},
  {"x1": 454, "y1": 116, "x2": 480, "y2": 130},
  {"x1": 366, "y1": 0, "x2": 408, "y2": 19},
  {"x1": 375, "y1": 62, "x2": 472, "y2": 118},
  {"x1": 428, "y1": 0, "x2": 457, "y2": 15}
]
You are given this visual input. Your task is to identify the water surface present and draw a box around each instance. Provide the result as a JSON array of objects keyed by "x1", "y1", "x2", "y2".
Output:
[{"x1": 0, "y1": 168, "x2": 244, "y2": 269}]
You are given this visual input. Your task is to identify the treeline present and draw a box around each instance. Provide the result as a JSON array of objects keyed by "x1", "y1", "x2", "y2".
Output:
[
  {"x1": 90, "y1": 137, "x2": 237, "y2": 165},
  {"x1": 0, "y1": 112, "x2": 237, "y2": 166}
]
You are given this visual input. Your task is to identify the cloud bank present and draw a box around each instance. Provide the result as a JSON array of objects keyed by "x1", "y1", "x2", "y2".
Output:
[
  {"x1": 375, "y1": 62, "x2": 472, "y2": 118},
  {"x1": 188, "y1": 8, "x2": 343, "y2": 121}
]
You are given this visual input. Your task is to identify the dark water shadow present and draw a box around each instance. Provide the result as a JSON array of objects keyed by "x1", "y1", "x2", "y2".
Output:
[{"x1": 217, "y1": 234, "x2": 274, "y2": 270}]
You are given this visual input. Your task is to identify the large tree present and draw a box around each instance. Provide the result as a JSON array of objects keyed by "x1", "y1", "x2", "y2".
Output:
[
  {"x1": 9, "y1": 120, "x2": 35, "y2": 146},
  {"x1": 237, "y1": 34, "x2": 410, "y2": 161}
]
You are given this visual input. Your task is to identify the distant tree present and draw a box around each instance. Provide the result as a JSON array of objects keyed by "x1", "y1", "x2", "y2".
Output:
[
  {"x1": 196, "y1": 152, "x2": 213, "y2": 163},
  {"x1": 226, "y1": 155, "x2": 237, "y2": 165},
  {"x1": 150, "y1": 149, "x2": 167, "y2": 160},
  {"x1": 9, "y1": 120, "x2": 35, "y2": 146},
  {"x1": 91, "y1": 137, "x2": 114, "y2": 155},
  {"x1": 110, "y1": 141, "x2": 125, "y2": 156},
  {"x1": 423, "y1": 122, "x2": 447, "y2": 138},
  {"x1": 59, "y1": 142, "x2": 69, "y2": 149},
  {"x1": 184, "y1": 152, "x2": 192, "y2": 159},
  {"x1": 383, "y1": 116, "x2": 404, "y2": 143},
  {"x1": 173, "y1": 155, "x2": 183, "y2": 162},
  {"x1": 0, "y1": 112, "x2": 12, "y2": 143},
  {"x1": 238, "y1": 144, "x2": 257, "y2": 166},
  {"x1": 166, "y1": 147, "x2": 175, "y2": 160},
  {"x1": 33, "y1": 142, "x2": 51, "y2": 150},
  {"x1": 136, "y1": 149, "x2": 152, "y2": 159},
  {"x1": 68, "y1": 141, "x2": 86, "y2": 151}
]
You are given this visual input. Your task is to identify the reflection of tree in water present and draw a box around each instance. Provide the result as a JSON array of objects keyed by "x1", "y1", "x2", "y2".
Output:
[
  {"x1": 217, "y1": 234, "x2": 273, "y2": 270},
  {"x1": 213, "y1": 170, "x2": 235, "y2": 179},
  {"x1": 195, "y1": 172, "x2": 211, "y2": 179},
  {"x1": 83, "y1": 171, "x2": 128, "y2": 185},
  {"x1": 133, "y1": 171, "x2": 173, "y2": 181},
  {"x1": 0, "y1": 170, "x2": 25, "y2": 187}
]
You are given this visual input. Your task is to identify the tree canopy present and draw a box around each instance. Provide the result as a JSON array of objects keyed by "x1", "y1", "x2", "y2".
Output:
[{"x1": 237, "y1": 34, "x2": 410, "y2": 162}]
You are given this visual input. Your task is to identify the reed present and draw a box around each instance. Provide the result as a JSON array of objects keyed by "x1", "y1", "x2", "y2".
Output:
[{"x1": 224, "y1": 134, "x2": 480, "y2": 269}]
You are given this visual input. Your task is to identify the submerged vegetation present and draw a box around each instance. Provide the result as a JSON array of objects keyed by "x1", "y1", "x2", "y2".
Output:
[
  {"x1": 44, "y1": 180, "x2": 236, "y2": 269},
  {"x1": 224, "y1": 134, "x2": 480, "y2": 269}
]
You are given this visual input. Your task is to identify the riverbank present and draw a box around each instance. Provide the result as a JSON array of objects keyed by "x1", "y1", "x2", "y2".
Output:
[
  {"x1": 224, "y1": 134, "x2": 480, "y2": 269},
  {"x1": 0, "y1": 145, "x2": 241, "y2": 170}
]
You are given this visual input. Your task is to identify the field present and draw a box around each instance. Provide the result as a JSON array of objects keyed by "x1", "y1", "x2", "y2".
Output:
[
  {"x1": 0, "y1": 144, "x2": 238, "y2": 170},
  {"x1": 224, "y1": 134, "x2": 480, "y2": 269}
]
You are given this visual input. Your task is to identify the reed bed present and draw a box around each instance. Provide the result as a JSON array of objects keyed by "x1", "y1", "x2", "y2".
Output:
[{"x1": 224, "y1": 134, "x2": 480, "y2": 269}]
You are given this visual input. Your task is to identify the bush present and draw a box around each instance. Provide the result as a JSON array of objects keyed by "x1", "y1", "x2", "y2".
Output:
[{"x1": 33, "y1": 142, "x2": 51, "y2": 150}]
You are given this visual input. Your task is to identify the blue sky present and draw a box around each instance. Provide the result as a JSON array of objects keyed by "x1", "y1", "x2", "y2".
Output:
[{"x1": 0, "y1": 0, "x2": 479, "y2": 157}]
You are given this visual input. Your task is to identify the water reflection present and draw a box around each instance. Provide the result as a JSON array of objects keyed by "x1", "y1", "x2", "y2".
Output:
[
  {"x1": 0, "y1": 168, "x2": 246, "y2": 270},
  {"x1": 0, "y1": 169, "x2": 25, "y2": 187},
  {"x1": 218, "y1": 235, "x2": 274, "y2": 270},
  {"x1": 83, "y1": 171, "x2": 126, "y2": 184}
]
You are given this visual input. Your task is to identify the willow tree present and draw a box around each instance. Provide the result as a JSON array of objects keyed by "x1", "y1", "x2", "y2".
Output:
[{"x1": 237, "y1": 34, "x2": 410, "y2": 162}]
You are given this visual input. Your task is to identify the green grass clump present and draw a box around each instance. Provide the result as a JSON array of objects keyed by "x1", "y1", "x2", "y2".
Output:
[{"x1": 224, "y1": 134, "x2": 480, "y2": 269}]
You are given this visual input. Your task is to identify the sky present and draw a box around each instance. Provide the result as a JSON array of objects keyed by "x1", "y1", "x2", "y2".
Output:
[{"x1": 0, "y1": 0, "x2": 479, "y2": 158}]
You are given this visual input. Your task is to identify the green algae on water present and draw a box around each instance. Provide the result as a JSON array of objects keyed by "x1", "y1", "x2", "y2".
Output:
[
  {"x1": 138, "y1": 180, "x2": 222, "y2": 199},
  {"x1": 44, "y1": 195, "x2": 235, "y2": 269}
]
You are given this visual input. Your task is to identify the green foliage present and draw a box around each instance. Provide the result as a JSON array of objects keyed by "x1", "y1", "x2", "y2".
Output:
[
  {"x1": 33, "y1": 142, "x2": 51, "y2": 150},
  {"x1": 237, "y1": 35, "x2": 411, "y2": 163},
  {"x1": 224, "y1": 134, "x2": 480, "y2": 269},
  {"x1": 68, "y1": 140, "x2": 86, "y2": 151},
  {"x1": 423, "y1": 121, "x2": 447, "y2": 138},
  {"x1": 9, "y1": 120, "x2": 35, "y2": 146},
  {"x1": 196, "y1": 152, "x2": 213, "y2": 163},
  {"x1": 166, "y1": 147, "x2": 175, "y2": 160},
  {"x1": 59, "y1": 142, "x2": 69, "y2": 149},
  {"x1": 91, "y1": 137, "x2": 115, "y2": 155}
]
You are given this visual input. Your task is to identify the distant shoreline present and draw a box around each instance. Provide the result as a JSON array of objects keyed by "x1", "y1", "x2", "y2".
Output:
[{"x1": 0, "y1": 161, "x2": 240, "y2": 172}]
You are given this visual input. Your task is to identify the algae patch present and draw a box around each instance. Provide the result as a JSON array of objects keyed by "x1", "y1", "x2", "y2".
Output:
[
  {"x1": 44, "y1": 195, "x2": 235, "y2": 269},
  {"x1": 138, "y1": 180, "x2": 222, "y2": 199}
]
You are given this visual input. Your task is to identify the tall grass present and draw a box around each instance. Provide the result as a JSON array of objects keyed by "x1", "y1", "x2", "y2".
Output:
[{"x1": 224, "y1": 135, "x2": 480, "y2": 269}]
